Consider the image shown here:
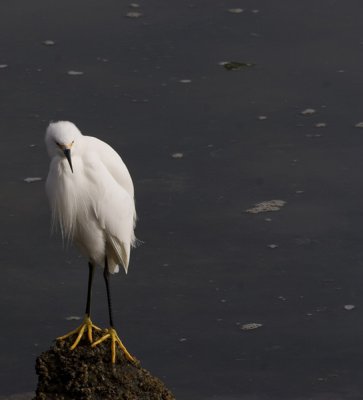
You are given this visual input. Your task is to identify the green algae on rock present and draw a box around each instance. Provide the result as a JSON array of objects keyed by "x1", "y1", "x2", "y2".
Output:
[{"x1": 34, "y1": 332, "x2": 175, "y2": 400}]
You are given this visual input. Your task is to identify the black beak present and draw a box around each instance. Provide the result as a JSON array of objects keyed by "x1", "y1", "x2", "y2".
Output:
[{"x1": 63, "y1": 148, "x2": 73, "y2": 173}]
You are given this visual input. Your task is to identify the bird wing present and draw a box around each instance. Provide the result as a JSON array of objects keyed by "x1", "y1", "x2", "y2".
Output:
[
  {"x1": 85, "y1": 136, "x2": 134, "y2": 198},
  {"x1": 84, "y1": 152, "x2": 136, "y2": 274}
]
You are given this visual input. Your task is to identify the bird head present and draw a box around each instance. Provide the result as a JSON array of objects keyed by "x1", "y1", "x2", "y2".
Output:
[{"x1": 45, "y1": 121, "x2": 82, "y2": 173}]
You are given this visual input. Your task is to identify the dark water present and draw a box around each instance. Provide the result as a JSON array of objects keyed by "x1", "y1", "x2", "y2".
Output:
[{"x1": 2, "y1": 1, "x2": 363, "y2": 399}]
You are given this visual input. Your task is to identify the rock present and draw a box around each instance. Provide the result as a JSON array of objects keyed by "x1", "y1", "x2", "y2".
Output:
[{"x1": 33, "y1": 332, "x2": 175, "y2": 400}]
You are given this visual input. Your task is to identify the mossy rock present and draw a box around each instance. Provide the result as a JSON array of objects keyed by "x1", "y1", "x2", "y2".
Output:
[{"x1": 34, "y1": 331, "x2": 175, "y2": 400}]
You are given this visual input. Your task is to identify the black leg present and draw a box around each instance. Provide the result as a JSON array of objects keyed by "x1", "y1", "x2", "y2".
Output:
[
  {"x1": 85, "y1": 261, "x2": 95, "y2": 316},
  {"x1": 90, "y1": 256, "x2": 135, "y2": 363},
  {"x1": 58, "y1": 260, "x2": 101, "y2": 348},
  {"x1": 104, "y1": 256, "x2": 114, "y2": 328}
]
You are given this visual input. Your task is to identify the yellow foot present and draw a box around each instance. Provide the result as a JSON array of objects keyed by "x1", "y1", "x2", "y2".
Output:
[
  {"x1": 57, "y1": 315, "x2": 101, "y2": 350},
  {"x1": 92, "y1": 327, "x2": 135, "y2": 364}
]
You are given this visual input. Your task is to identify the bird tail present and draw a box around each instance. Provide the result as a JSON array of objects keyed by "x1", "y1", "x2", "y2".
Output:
[{"x1": 107, "y1": 235, "x2": 130, "y2": 274}]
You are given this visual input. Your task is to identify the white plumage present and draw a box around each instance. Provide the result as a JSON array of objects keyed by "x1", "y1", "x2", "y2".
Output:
[{"x1": 45, "y1": 120, "x2": 136, "y2": 274}]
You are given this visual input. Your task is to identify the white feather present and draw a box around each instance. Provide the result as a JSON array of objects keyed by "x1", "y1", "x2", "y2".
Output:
[{"x1": 45, "y1": 121, "x2": 137, "y2": 274}]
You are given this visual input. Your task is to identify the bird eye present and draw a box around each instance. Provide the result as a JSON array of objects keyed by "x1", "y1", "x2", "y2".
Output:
[{"x1": 55, "y1": 141, "x2": 61, "y2": 147}]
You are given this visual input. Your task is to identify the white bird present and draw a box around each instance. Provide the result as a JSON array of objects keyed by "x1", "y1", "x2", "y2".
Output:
[{"x1": 45, "y1": 120, "x2": 137, "y2": 363}]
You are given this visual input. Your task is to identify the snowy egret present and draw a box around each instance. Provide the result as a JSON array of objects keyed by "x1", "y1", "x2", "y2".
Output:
[{"x1": 45, "y1": 121, "x2": 137, "y2": 363}]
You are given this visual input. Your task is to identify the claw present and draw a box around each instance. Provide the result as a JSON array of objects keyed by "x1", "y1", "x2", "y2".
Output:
[
  {"x1": 92, "y1": 327, "x2": 135, "y2": 363},
  {"x1": 58, "y1": 315, "x2": 101, "y2": 350}
]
